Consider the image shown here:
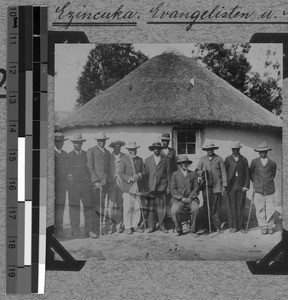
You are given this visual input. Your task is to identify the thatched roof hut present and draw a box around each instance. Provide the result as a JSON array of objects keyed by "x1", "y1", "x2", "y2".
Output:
[
  {"x1": 57, "y1": 52, "x2": 282, "y2": 208},
  {"x1": 58, "y1": 51, "x2": 282, "y2": 130}
]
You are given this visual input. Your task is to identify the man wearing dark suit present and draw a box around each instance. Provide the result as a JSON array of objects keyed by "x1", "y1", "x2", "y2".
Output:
[
  {"x1": 196, "y1": 142, "x2": 227, "y2": 233},
  {"x1": 224, "y1": 142, "x2": 250, "y2": 233},
  {"x1": 160, "y1": 133, "x2": 177, "y2": 219},
  {"x1": 119, "y1": 142, "x2": 147, "y2": 235},
  {"x1": 54, "y1": 132, "x2": 68, "y2": 239},
  {"x1": 160, "y1": 133, "x2": 178, "y2": 173},
  {"x1": 108, "y1": 140, "x2": 126, "y2": 234},
  {"x1": 145, "y1": 142, "x2": 171, "y2": 233},
  {"x1": 170, "y1": 155, "x2": 200, "y2": 237},
  {"x1": 67, "y1": 134, "x2": 92, "y2": 238},
  {"x1": 250, "y1": 141, "x2": 277, "y2": 235},
  {"x1": 87, "y1": 132, "x2": 111, "y2": 238}
]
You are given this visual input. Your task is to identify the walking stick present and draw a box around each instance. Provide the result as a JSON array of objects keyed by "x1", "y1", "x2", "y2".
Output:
[
  {"x1": 129, "y1": 155, "x2": 146, "y2": 230},
  {"x1": 245, "y1": 189, "x2": 255, "y2": 233},
  {"x1": 204, "y1": 171, "x2": 212, "y2": 234},
  {"x1": 139, "y1": 198, "x2": 147, "y2": 231},
  {"x1": 99, "y1": 186, "x2": 102, "y2": 237}
]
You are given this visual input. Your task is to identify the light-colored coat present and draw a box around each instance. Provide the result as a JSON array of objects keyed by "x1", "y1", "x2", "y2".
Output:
[
  {"x1": 196, "y1": 154, "x2": 227, "y2": 193},
  {"x1": 119, "y1": 155, "x2": 147, "y2": 193}
]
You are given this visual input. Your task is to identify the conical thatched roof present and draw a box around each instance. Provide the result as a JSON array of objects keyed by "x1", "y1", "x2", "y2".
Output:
[{"x1": 58, "y1": 52, "x2": 282, "y2": 130}]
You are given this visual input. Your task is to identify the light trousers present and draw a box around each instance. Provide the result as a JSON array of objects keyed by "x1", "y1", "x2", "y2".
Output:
[
  {"x1": 123, "y1": 192, "x2": 141, "y2": 229},
  {"x1": 254, "y1": 192, "x2": 275, "y2": 228}
]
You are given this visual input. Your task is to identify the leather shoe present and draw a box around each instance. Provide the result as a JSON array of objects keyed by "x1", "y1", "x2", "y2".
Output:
[
  {"x1": 148, "y1": 227, "x2": 156, "y2": 233},
  {"x1": 134, "y1": 227, "x2": 144, "y2": 233},
  {"x1": 159, "y1": 226, "x2": 168, "y2": 233},
  {"x1": 261, "y1": 228, "x2": 268, "y2": 235},
  {"x1": 229, "y1": 228, "x2": 238, "y2": 233},
  {"x1": 176, "y1": 230, "x2": 183, "y2": 237},
  {"x1": 196, "y1": 229, "x2": 206, "y2": 235},
  {"x1": 125, "y1": 228, "x2": 133, "y2": 235},
  {"x1": 267, "y1": 228, "x2": 274, "y2": 234},
  {"x1": 190, "y1": 232, "x2": 198, "y2": 238},
  {"x1": 89, "y1": 231, "x2": 98, "y2": 239}
]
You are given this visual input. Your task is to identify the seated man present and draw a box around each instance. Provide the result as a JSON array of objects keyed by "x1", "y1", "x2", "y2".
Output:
[{"x1": 170, "y1": 155, "x2": 200, "y2": 237}]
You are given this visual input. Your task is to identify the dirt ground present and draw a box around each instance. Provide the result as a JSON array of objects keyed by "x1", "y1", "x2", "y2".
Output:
[{"x1": 57, "y1": 196, "x2": 282, "y2": 262}]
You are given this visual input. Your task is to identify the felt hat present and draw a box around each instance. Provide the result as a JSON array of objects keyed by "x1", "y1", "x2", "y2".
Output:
[
  {"x1": 148, "y1": 142, "x2": 165, "y2": 151},
  {"x1": 202, "y1": 142, "x2": 219, "y2": 151},
  {"x1": 160, "y1": 133, "x2": 173, "y2": 140},
  {"x1": 54, "y1": 132, "x2": 68, "y2": 141},
  {"x1": 230, "y1": 141, "x2": 242, "y2": 149},
  {"x1": 177, "y1": 155, "x2": 192, "y2": 165},
  {"x1": 94, "y1": 132, "x2": 109, "y2": 140},
  {"x1": 125, "y1": 142, "x2": 140, "y2": 150},
  {"x1": 254, "y1": 141, "x2": 272, "y2": 152},
  {"x1": 109, "y1": 140, "x2": 125, "y2": 148},
  {"x1": 69, "y1": 133, "x2": 86, "y2": 142}
]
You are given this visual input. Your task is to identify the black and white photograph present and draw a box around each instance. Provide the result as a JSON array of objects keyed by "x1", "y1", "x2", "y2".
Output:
[{"x1": 54, "y1": 43, "x2": 282, "y2": 261}]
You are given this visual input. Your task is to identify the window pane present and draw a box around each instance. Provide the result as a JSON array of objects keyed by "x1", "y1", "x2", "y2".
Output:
[
  {"x1": 187, "y1": 143, "x2": 195, "y2": 154},
  {"x1": 177, "y1": 131, "x2": 186, "y2": 143},
  {"x1": 178, "y1": 143, "x2": 186, "y2": 154},
  {"x1": 186, "y1": 131, "x2": 196, "y2": 142}
]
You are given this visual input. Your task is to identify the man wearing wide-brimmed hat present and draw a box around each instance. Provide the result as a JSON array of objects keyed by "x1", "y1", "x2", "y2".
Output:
[
  {"x1": 108, "y1": 140, "x2": 126, "y2": 234},
  {"x1": 224, "y1": 142, "x2": 250, "y2": 233},
  {"x1": 119, "y1": 142, "x2": 147, "y2": 235},
  {"x1": 196, "y1": 142, "x2": 227, "y2": 233},
  {"x1": 170, "y1": 155, "x2": 200, "y2": 237},
  {"x1": 54, "y1": 132, "x2": 69, "y2": 239},
  {"x1": 145, "y1": 142, "x2": 171, "y2": 233},
  {"x1": 67, "y1": 133, "x2": 92, "y2": 238},
  {"x1": 87, "y1": 132, "x2": 111, "y2": 238},
  {"x1": 160, "y1": 133, "x2": 178, "y2": 173},
  {"x1": 250, "y1": 141, "x2": 277, "y2": 235}
]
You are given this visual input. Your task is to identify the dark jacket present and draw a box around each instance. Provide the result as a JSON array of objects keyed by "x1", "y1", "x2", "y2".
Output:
[
  {"x1": 55, "y1": 149, "x2": 68, "y2": 185},
  {"x1": 67, "y1": 150, "x2": 90, "y2": 185},
  {"x1": 170, "y1": 169, "x2": 199, "y2": 203},
  {"x1": 161, "y1": 147, "x2": 178, "y2": 173},
  {"x1": 87, "y1": 145, "x2": 111, "y2": 185},
  {"x1": 250, "y1": 157, "x2": 277, "y2": 195},
  {"x1": 145, "y1": 154, "x2": 171, "y2": 192},
  {"x1": 119, "y1": 155, "x2": 147, "y2": 193},
  {"x1": 110, "y1": 152, "x2": 126, "y2": 180},
  {"x1": 224, "y1": 154, "x2": 250, "y2": 190}
]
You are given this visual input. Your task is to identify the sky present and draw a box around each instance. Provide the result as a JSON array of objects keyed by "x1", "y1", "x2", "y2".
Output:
[{"x1": 54, "y1": 43, "x2": 282, "y2": 112}]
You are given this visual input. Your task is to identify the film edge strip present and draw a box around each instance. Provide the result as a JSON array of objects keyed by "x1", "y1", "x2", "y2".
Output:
[
  {"x1": 6, "y1": 5, "x2": 48, "y2": 295},
  {"x1": 7, "y1": 5, "x2": 19, "y2": 295}
]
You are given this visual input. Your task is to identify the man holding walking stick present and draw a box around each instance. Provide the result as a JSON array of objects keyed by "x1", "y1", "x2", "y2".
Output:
[
  {"x1": 224, "y1": 142, "x2": 250, "y2": 233},
  {"x1": 119, "y1": 142, "x2": 147, "y2": 235},
  {"x1": 87, "y1": 132, "x2": 111, "y2": 238},
  {"x1": 108, "y1": 140, "x2": 126, "y2": 234},
  {"x1": 196, "y1": 142, "x2": 227, "y2": 234}
]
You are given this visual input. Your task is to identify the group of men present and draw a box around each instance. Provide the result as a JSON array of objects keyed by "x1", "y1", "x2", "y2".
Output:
[{"x1": 54, "y1": 130, "x2": 277, "y2": 239}]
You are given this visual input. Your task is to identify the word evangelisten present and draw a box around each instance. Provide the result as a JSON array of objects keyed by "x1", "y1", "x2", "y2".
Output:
[{"x1": 150, "y1": 2, "x2": 256, "y2": 30}]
